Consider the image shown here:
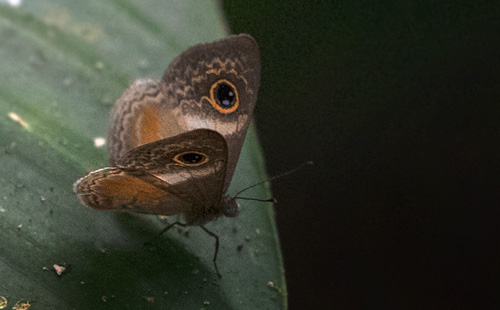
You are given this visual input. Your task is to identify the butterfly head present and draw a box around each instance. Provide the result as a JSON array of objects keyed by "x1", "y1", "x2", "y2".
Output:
[{"x1": 222, "y1": 195, "x2": 240, "y2": 218}]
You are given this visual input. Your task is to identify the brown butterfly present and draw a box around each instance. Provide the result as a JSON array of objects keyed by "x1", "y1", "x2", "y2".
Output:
[{"x1": 74, "y1": 34, "x2": 261, "y2": 277}]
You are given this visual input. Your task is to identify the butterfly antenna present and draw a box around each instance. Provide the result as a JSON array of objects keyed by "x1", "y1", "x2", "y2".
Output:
[
  {"x1": 235, "y1": 197, "x2": 277, "y2": 203},
  {"x1": 234, "y1": 161, "x2": 313, "y2": 199}
]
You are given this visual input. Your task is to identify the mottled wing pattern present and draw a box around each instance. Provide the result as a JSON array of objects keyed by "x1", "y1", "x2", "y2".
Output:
[{"x1": 159, "y1": 34, "x2": 261, "y2": 192}]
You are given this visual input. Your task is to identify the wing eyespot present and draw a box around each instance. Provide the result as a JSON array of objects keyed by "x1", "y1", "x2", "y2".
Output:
[
  {"x1": 207, "y1": 79, "x2": 239, "y2": 114},
  {"x1": 173, "y1": 151, "x2": 209, "y2": 166}
]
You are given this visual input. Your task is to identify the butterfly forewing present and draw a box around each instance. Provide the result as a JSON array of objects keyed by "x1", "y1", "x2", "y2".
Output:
[{"x1": 76, "y1": 129, "x2": 229, "y2": 222}]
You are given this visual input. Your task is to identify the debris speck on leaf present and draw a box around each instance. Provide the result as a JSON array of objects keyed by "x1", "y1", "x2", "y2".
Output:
[
  {"x1": 12, "y1": 300, "x2": 31, "y2": 310},
  {"x1": 0, "y1": 296, "x2": 7, "y2": 309},
  {"x1": 53, "y1": 263, "x2": 71, "y2": 276}
]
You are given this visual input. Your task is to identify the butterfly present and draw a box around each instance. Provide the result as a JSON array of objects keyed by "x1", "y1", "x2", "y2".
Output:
[{"x1": 73, "y1": 34, "x2": 261, "y2": 277}]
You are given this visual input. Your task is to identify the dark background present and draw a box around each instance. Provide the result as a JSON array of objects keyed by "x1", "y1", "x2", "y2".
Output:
[{"x1": 223, "y1": 1, "x2": 500, "y2": 309}]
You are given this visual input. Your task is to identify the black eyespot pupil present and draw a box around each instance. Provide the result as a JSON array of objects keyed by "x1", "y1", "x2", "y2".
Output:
[
  {"x1": 181, "y1": 153, "x2": 204, "y2": 164},
  {"x1": 217, "y1": 83, "x2": 236, "y2": 107}
]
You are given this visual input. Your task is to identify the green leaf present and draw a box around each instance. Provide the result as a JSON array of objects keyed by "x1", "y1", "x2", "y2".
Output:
[{"x1": 0, "y1": 1, "x2": 286, "y2": 309}]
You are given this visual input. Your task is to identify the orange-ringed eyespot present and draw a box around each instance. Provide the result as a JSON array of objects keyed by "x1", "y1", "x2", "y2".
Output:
[
  {"x1": 208, "y1": 79, "x2": 239, "y2": 113},
  {"x1": 173, "y1": 152, "x2": 209, "y2": 166}
]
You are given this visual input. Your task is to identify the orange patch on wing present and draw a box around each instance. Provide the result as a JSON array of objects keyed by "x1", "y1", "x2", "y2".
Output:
[
  {"x1": 138, "y1": 104, "x2": 161, "y2": 145},
  {"x1": 78, "y1": 171, "x2": 189, "y2": 215},
  {"x1": 99, "y1": 174, "x2": 166, "y2": 209}
]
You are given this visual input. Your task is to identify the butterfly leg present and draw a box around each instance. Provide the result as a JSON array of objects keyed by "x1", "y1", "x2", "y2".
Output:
[
  {"x1": 143, "y1": 221, "x2": 188, "y2": 246},
  {"x1": 157, "y1": 221, "x2": 188, "y2": 236},
  {"x1": 200, "y1": 225, "x2": 221, "y2": 278},
  {"x1": 144, "y1": 222, "x2": 222, "y2": 278}
]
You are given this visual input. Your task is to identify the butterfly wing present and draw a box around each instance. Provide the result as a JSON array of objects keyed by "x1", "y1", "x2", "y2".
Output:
[
  {"x1": 76, "y1": 129, "x2": 228, "y2": 223},
  {"x1": 160, "y1": 34, "x2": 261, "y2": 192}
]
